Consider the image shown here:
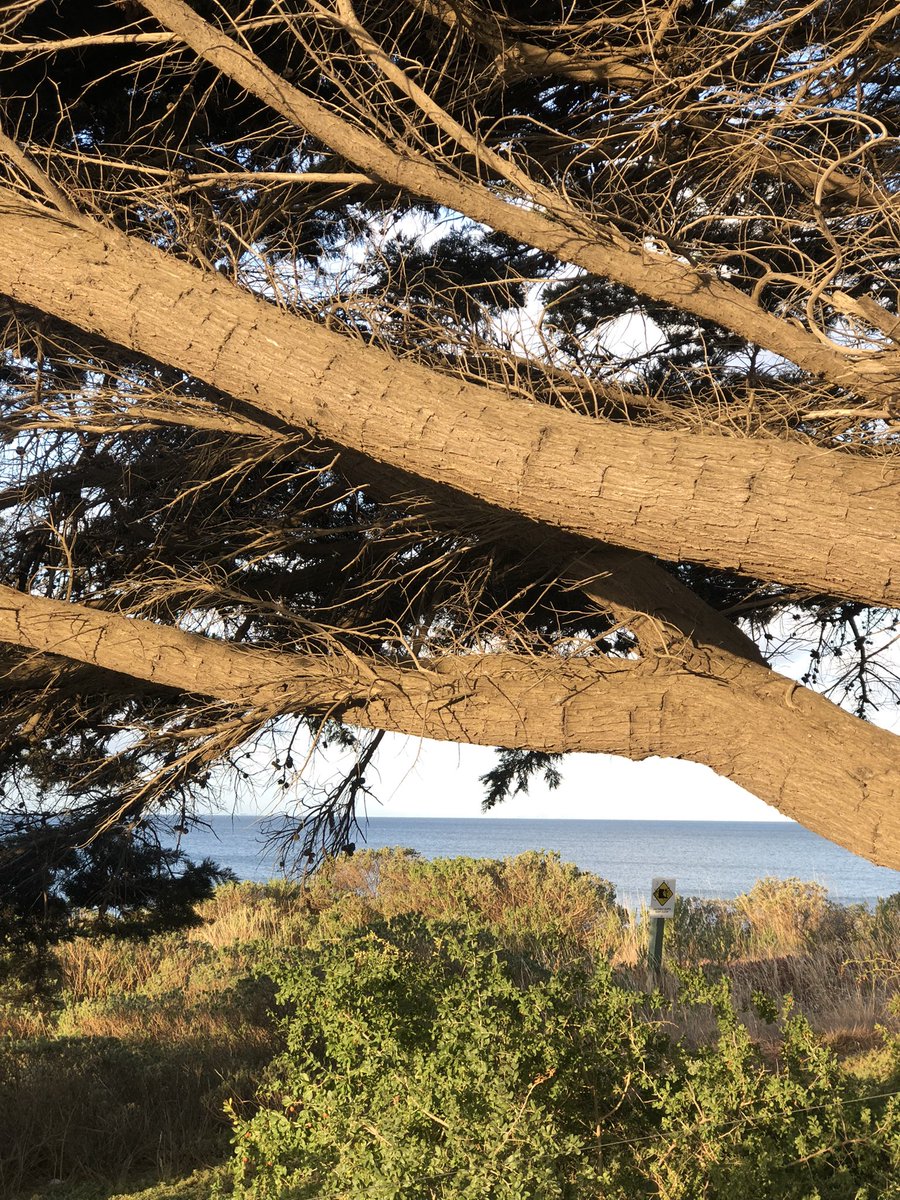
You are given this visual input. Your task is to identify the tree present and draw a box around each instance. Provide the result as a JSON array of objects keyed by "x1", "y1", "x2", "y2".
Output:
[{"x1": 0, "y1": 0, "x2": 898, "y2": 878}]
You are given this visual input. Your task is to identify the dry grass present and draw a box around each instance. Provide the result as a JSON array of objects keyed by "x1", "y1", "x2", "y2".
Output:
[
  {"x1": 54, "y1": 935, "x2": 212, "y2": 1004},
  {"x1": 1, "y1": 920, "x2": 282, "y2": 1197},
  {"x1": 190, "y1": 879, "x2": 311, "y2": 949}
]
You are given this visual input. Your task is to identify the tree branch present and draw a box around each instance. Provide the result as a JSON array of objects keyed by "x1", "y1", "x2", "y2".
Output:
[
  {"x1": 1, "y1": 192, "x2": 896, "y2": 607},
  {"x1": 1, "y1": 583, "x2": 897, "y2": 867},
  {"x1": 138, "y1": 0, "x2": 900, "y2": 408}
]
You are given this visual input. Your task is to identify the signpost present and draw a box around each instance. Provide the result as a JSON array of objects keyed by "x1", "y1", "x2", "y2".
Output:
[{"x1": 648, "y1": 877, "x2": 676, "y2": 974}]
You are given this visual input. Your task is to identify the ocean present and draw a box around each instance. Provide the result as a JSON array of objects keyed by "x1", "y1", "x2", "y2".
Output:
[{"x1": 172, "y1": 815, "x2": 900, "y2": 909}]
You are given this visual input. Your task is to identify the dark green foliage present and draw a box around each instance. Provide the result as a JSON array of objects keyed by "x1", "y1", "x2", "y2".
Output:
[
  {"x1": 60, "y1": 828, "x2": 236, "y2": 933},
  {"x1": 479, "y1": 750, "x2": 563, "y2": 812},
  {"x1": 0, "y1": 819, "x2": 235, "y2": 994}
]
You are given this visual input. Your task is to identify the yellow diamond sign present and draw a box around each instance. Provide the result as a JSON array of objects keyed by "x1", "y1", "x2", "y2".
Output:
[{"x1": 649, "y1": 877, "x2": 677, "y2": 917}]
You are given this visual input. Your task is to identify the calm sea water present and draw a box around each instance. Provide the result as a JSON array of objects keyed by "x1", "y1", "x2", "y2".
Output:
[{"x1": 173, "y1": 816, "x2": 900, "y2": 909}]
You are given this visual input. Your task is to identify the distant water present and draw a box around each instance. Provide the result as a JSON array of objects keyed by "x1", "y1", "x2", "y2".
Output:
[{"x1": 172, "y1": 816, "x2": 900, "y2": 909}]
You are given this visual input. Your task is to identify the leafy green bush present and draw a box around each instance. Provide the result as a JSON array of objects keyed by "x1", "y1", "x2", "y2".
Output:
[
  {"x1": 309, "y1": 849, "x2": 626, "y2": 960},
  {"x1": 221, "y1": 918, "x2": 900, "y2": 1200},
  {"x1": 668, "y1": 895, "x2": 742, "y2": 964},
  {"x1": 220, "y1": 916, "x2": 664, "y2": 1199},
  {"x1": 638, "y1": 976, "x2": 900, "y2": 1199}
]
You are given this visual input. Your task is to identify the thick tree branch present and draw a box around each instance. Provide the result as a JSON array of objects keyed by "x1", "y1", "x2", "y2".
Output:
[
  {"x1": 1, "y1": 584, "x2": 897, "y2": 867},
  {"x1": 1, "y1": 193, "x2": 896, "y2": 608}
]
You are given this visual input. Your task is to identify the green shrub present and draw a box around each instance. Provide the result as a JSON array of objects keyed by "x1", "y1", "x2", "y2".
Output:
[
  {"x1": 636, "y1": 975, "x2": 900, "y2": 1199},
  {"x1": 220, "y1": 916, "x2": 664, "y2": 1199},
  {"x1": 221, "y1": 918, "x2": 900, "y2": 1200},
  {"x1": 309, "y1": 849, "x2": 626, "y2": 961},
  {"x1": 668, "y1": 896, "x2": 743, "y2": 963}
]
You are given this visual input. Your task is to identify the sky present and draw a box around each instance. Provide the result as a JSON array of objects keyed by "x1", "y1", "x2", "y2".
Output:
[{"x1": 247, "y1": 731, "x2": 791, "y2": 823}]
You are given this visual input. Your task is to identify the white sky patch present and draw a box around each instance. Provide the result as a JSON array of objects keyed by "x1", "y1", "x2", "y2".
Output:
[{"x1": 216, "y1": 728, "x2": 787, "y2": 823}]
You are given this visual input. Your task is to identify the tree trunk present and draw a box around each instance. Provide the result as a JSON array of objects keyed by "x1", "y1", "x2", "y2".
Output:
[
  {"x1": 1, "y1": 194, "x2": 897, "y2": 608},
  {"x1": 1, "y1": 584, "x2": 898, "y2": 868}
]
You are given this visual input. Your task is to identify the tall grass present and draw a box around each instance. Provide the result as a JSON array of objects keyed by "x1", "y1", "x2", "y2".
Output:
[{"x1": 0, "y1": 932, "x2": 281, "y2": 1196}]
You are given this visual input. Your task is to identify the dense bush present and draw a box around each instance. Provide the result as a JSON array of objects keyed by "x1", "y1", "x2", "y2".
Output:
[
  {"x1": 668, "y1": 895, "x2": 742, "y2": 964},
  {"x1": 307, "y1": 848, "x2": 627, "y2": 959},
  {"x1": 221, "y1": 916, "x2": 900, "y2": 1200},
  {"x1": 220, "y1": 916, "x2": 663, "y2": 1200}
]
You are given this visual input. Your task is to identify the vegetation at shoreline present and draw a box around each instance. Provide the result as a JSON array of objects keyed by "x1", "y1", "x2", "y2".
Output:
[{"x1": 2, "y1": 851, "x2": 899, "y2": 1199}]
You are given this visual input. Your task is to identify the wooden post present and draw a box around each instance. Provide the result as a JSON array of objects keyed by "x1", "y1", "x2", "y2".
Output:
[{"x1": 648, "y1": 914, "x2": 666, "y2": 974}]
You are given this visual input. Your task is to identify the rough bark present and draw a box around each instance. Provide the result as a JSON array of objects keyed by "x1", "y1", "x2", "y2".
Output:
[
  {"x1": 335, "y1": 444, "x2": 766, "y2": 666},
  {"x1": 140, "y1": 0, "x2": 900, "y2": 409},
  {"x1": 1, "y1": 584, "x2": 898, "y2": 867},
  {"x1": 2, "y1": 194, "x2": 898, "y2": 608},
  {"x1": 568, "y1": 548, "x2": 766, "y2": 666}
]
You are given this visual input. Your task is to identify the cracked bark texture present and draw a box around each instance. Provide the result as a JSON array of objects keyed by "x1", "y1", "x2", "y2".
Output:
[
  {"x1": 1, "y1": 584, "x2": 897, "y2": 867},
  {"x1": 1, "y1": 194, "x2": 897, "y2": 608}
]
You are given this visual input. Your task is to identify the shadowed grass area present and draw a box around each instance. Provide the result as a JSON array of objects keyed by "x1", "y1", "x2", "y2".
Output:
[
  {"x1": 3, "y1": 851, "x2": 899, "y2": 1199},
  {"x1": 19, "y1": 1167, "x2": 230, "y2": 1200}
]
